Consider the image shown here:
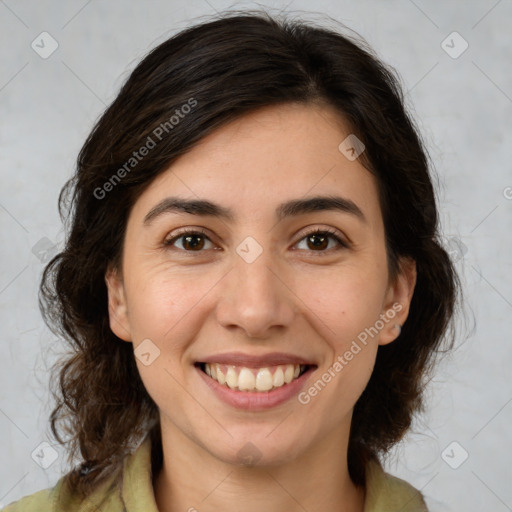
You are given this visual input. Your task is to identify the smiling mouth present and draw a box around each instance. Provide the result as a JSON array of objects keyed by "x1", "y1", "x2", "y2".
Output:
[{"x1": 196, "y1": 362, "x2": 312, "y2": 392}]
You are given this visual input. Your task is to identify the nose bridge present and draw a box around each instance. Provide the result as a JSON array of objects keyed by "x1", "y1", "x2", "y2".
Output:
[
  {"x1": 236, "y1": 244, "x2": 279, "y2": 300},
  {"x1": 216, "y1": 236, "x2": 294, "y2": 337}
]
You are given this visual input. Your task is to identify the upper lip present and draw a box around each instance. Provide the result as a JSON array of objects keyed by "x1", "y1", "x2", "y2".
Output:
[{"x1": 198, "y1": 351, "x2": 316, "y2": 368}]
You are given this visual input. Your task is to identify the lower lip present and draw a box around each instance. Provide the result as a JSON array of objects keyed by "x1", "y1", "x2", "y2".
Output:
[{"x1": 196, "y1": 365, "x2": 315, "y2": 411}]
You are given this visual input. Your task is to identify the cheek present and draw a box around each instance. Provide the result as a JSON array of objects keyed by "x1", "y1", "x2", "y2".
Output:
[
  {"x1": 123, "y1": 268, "x2": 205, "y2": 340},
  {"x1": 295, "y1": 264, "x2": 388, "y2": 344},
  {"x1": 125, "y1": 273, "x2": 198, "y2": 410},
  {"x1": 297, "y1": 273, "x2": 381, "y2": 418}
]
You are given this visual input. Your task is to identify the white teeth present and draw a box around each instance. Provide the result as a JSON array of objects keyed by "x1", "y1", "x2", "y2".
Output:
[
  {"x1": 238, "y1": 368, "x2": 255, "y2": 391},
  {"x1": 216, "y1": 365, "x2": 226, "y2": 385},
  {"x1": 284, "y1": 365, "x2": 294, "y2": 384},
  {"x1": 203, "y1": 363, "x2": 306, "y2": 392},
  {"x1": 255, "y1": 368, "x2": 273, "y2": 391},
  {"x1": 225, "y1": 366, "x2": 238, "y2": 389},
  {"x1": 273, "y1": 367, "x2": 284, "y2": 387}
]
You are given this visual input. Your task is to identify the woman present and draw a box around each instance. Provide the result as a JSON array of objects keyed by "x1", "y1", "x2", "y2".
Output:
[{"x1": 3, "y1": 9, "x2": 459, "y2": 512}]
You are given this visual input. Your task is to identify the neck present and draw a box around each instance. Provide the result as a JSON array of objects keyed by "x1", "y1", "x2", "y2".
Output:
[{"x1": 153, "y1": 417, "x2": 365, "y2": 512}]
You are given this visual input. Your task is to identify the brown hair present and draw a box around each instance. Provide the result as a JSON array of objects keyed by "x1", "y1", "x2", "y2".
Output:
[{"x1": 40, "y1": 9, "x2": 460, "y2": 499}]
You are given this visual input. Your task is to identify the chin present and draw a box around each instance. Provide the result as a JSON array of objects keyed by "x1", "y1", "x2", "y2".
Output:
[{"x1": 203, "y1": 433, "x2": 306, "y2": 468}]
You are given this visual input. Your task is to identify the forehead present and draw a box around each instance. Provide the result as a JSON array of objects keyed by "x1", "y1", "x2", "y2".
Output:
[{"x1": 129, "y1": 102, "x2": 381, "y2": 227}]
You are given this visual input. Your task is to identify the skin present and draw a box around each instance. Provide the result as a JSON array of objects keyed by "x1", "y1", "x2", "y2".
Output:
[{"x1": 105, "y1": 102, "x2": 416, "y2": 512}]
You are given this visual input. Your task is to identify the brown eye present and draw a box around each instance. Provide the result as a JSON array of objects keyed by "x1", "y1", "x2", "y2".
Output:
[
  {"x1": 163, "y1": 227, "x2": 348, "y2": 254},
  {"x1": 163, "y1": 230, "x2": 214, "y2": 251},
  {"x1": 295, "y1": 229, "x2": 348, "y2": 253}
]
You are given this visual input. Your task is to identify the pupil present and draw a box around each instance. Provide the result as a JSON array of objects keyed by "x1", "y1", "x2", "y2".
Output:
[
  {"x1": 184, "y1": 235, "x2": 204, "y2": 250},
  {"x1": 309, "y1": 234, "x2": 327, "y2": 250},
  {"x1": 182, "y1": 234, "x2": 329, "y2": 251}
]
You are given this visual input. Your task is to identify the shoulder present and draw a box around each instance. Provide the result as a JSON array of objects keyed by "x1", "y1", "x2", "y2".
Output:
[
  {"x1": 1, "y1": 487, "x2": 54, "y2": 512},
  {"x1": 1, "y1": 433, "x2": 155, "y2": 512},
  {"x1": 364, "y1": 459, "x2": 429, "y2": 512},
  {"x1": 1, "y1": 470, "x2": 122, "y2": 512}
]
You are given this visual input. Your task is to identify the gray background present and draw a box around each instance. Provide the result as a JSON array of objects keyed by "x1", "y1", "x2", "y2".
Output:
[{"x1": 1, "y1": 0, "x2": 511, "y2": 510}]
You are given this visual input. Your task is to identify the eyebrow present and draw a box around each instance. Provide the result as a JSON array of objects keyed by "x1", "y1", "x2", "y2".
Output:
[{"x1": 143, "y1": 195, "x2": 366, "y2": 226}]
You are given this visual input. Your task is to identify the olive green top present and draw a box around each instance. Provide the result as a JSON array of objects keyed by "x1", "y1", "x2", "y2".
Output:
[{"x1": 2, "y1": 435, "x2": 428, "y2": 511}]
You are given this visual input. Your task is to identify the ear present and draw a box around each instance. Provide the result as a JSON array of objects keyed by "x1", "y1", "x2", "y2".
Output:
[
  {"x1": 378, "y1": 257, "x2": 417, "y2": 346},
  {"x1": 104, "y1": 264, "x2": 132, "y2": 342}
]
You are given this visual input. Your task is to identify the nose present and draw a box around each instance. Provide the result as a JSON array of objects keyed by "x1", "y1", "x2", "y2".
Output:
[{"x1": 215, "y1": 244, "x2": 295, "y2": 339}]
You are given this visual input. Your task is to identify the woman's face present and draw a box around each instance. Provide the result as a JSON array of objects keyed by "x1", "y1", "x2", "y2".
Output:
[{"x1": 106, "y1": 102, "x2": 416, "y2": 467}]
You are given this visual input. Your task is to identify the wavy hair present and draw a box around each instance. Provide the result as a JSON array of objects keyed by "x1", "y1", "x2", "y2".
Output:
[{"x1": 39, "y1": 9, "x2": 460, "y2": 499}]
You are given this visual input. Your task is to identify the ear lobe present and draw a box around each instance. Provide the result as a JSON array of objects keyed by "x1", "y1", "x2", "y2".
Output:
[
  {"x1": 379, "y1": 257, "x2": 417, "y2": 346},
  {"x1": 104, "y1": 265, "x2": 132, "y2": 342}
]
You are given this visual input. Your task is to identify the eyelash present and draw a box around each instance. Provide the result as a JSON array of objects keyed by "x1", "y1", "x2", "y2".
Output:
[{"x1": 162, "y1": 227, "x2": 349, "y2": 254}]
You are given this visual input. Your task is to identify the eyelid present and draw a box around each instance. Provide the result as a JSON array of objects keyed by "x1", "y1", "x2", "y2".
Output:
[
  {"x1": 295, "y1": 225, "x2": 350, "y2": 249},
  {"x1": 163, "y1": 226, "x2": 214, "y2": 247},
  {"x1": 163, "y1": 225, "x2": 350, "y2": 252}
]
